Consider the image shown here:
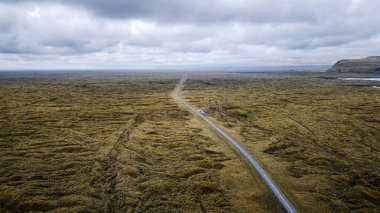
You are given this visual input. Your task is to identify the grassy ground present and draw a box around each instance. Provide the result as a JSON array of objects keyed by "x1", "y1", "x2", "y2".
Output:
[
  {"x1": 182, "y1": 72, "x2": 380, "y2": 212},
  {"x1": 0, "y1": 72, "x2": 276, "y2": 212}
]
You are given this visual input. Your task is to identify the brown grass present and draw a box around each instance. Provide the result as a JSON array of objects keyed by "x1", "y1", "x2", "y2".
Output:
[
  {"x1": 182, "y1": 72, "x2": 380, "y2": 212},
  {"x1": 0, "y1": 72, "x2": 274, "y2": 212}
]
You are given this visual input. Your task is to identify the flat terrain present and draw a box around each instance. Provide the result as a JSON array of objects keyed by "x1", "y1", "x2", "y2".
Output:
[
  {"x1": 1, "y1": 72, "x2": 379, "y2": 212},
  {"x1": 182, "y1": 72, "x2": 380, "y2": 212},
  {"x1": 0, "y1": 72, "x2": 278, "y2": 212}
]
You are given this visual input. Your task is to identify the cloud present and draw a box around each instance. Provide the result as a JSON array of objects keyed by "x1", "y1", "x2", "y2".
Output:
[{"x1": 0, "y1": 0, "x2": 379, "y2": 69}]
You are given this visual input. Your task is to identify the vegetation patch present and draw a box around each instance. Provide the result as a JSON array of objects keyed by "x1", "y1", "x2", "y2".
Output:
[
  {"x1": 183, "y1": 72, "x2": 380, "y2": 211},
  {"x1": 0, "y1": 73, "x2": 269, "y2": 212}
]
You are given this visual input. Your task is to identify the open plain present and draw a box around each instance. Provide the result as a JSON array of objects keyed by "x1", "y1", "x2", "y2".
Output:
[
  {"x1": 0, "y1": 71, "x2": 379, "y2": 212},
  {"x1": 0, "y1": 72, "x2": 280, "y2": 212},
  {"x1": 182, "y1": 72, "x2": 380, "y2": 212}
]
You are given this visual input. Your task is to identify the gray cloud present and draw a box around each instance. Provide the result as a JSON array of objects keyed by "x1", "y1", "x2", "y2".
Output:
[
  {"x1": 0, "y1": 0, "x2": 352, "y2": 23},
  {"x1": 0, "y1": 0, "x2": 379, "y2": 69}
]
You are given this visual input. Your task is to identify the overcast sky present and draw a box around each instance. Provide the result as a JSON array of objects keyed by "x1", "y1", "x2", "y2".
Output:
[{"x1": 0, "y1": 0, "x2": 379, "y2": 69}]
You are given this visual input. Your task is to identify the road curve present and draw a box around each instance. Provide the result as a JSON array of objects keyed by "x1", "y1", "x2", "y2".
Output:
[{"x1": 175, "y1": 75, "x2": 298, "y2": 213}]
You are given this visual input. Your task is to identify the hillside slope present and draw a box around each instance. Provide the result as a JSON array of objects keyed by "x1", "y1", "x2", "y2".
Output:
[{"x1": 328, "y1": 56, "x2": 380, "y2": 73}]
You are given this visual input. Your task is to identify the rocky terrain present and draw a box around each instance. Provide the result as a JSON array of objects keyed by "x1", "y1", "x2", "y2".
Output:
[
  {"x1": 0, "y1": 73, "x2": 275, "y2": 212},
  {"x1": 183, "y1": 73, "x2": 380, "y2": 212}
]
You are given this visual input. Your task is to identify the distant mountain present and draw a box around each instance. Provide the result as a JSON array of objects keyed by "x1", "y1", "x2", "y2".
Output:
[{"x1": 327, "y1": 56, "x2": 380, "y2": 73}]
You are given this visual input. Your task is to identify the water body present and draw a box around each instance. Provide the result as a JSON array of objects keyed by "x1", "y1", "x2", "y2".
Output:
[
  {"x1": 338, "y1": 78, "x2": 380, "y2": 88},
  {"x1": 339, "y1": 78, "x2": 380, "y2": 82}
]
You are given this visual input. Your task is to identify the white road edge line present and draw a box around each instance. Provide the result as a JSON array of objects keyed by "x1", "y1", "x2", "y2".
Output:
[{"x1": 175, "y1": 75, "x2": 298, "y2": 213}]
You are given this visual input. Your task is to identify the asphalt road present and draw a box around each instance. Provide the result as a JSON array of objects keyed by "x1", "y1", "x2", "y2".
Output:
[{"x1": 175, "y1": 75, "x2": 298, "y2": 213}]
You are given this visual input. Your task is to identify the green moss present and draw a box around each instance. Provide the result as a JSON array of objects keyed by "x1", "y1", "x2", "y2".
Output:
[
  {"x1": 194, "y1": 181, "x2": 219, "y2": 193},
  {"x1": 124, "y1": 166, "x2": 140, "y2": 177},
  {"x1": 0, "y1": 73, "x2": 237, "y2": 212},
  {"x1": 53, "y1": 146, "x2": 83, "y2": 153},
  {"x1": 225, "y1": 109, "x2": 248, "y2": 119},
  {"x1": 183, "y1": 72, "x2": 380, "y2": 211}
]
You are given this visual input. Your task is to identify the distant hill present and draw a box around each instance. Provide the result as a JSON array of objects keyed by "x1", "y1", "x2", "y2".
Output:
[{"x1": 327, "y1": 56, "x2": 380, "y2": 73}]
